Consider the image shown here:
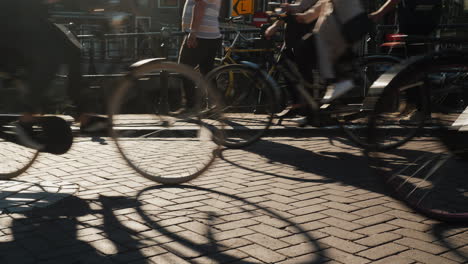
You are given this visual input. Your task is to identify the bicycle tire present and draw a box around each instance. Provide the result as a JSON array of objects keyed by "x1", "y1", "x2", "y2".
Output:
[
  {"x1": 0, "y1": 76, "x2": 39, "y2": 180},
  {"x1": 369, "y1": 51, "x2": 468, "y2": 222},
  {"x1": 206, "y1": 64, "x2": 277, "y2": 148},
  {"x1": 339, "y1": 56, "x2": 402, "y2": 150},
  {"x1": 108, "y1": 62, "x2": 223, "y2": 184}
]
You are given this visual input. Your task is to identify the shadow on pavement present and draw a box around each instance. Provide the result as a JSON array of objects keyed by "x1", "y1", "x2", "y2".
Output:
[
  {"x1": 0, "y1": 185, "x2": 326, "y2": 263},
  {"x1": 220, "y1": 138, "x2": 380, "y2": 192}
]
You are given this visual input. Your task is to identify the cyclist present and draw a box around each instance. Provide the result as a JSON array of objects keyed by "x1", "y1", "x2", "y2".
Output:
[
  {"x1": 294, "y1": 0, "x2": 371, "y2": 104},
  {"x1": 264, "y1": 0, "x2": 318, "y2": 118},
  {"x1": 0, "y1": 0, "x2": 107, "y2": 150}
]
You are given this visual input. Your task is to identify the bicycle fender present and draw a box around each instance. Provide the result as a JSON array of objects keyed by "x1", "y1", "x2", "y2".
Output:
[
  {"x1": 368, "y1": 50, "x2": 468, "y2": 98},
  {"x1": 363, "y1": 55, "x2": 427, "y2": 110},
  {"x1": 129, "y1": 58, "x2": 167, "y2": 70}
]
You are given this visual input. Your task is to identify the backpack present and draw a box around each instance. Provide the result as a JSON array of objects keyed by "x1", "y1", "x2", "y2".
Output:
[{"x1": 397, "y1": 0, "x2": 442, "y2": 35}]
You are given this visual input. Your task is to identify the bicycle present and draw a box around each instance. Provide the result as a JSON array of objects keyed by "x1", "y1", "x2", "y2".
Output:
[
  {"x1": 366, "y1": 49, "x2": 468, "y2": 222},
  {"x1": 205, "y1": 13, "x2": 407, "y2": 149},
  {"x1": 0, "y1": 24, "x2": 224, "y2": 185}
]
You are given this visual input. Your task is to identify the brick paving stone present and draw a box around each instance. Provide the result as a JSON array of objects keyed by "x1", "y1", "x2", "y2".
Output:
[
  {"x1": 355, "y1": 223, "x2": 399, "y2": 235},
  {"x1": 319, "y1": 248, "x2": 371, "y2": 264},
  {"x1": 400, "y1": 249, "x2": 459, "y2": 264},
  {"x1": 89, "y1": 239, "x2": 119, "y2": 255},
  {"x1": 395, "y1": 237, "x2": 449, "y2": 254},
  {"x1": 277, "y1": 253, "x2": 326, "y2": 264},
  {"x1": 319, "y1": 236, "x2": 368, "y2": 254},
  {"x1": 440, "y1": 246, "x2": 468, "y2": 263},
  {"x1": 215, "y1": 228, "x2": 256, "y2": 241},
  {"x1": 149, "y1": 252, "x2": 191, "y2": 264},
  {"x1": 215, "y1": 219, "x2": 258, "y2": 231},
  {"x1": 277, "y1": 242, "x2": 320, "y2": 257},
  {"x1": 249, "y1": 224, "x2": 291, "y2": 238},
  {"x1": 352, "y1": 206, "x2": 392, "y2": 217},
  {"x1": 321, "y1": 209, "x2": 361, "y2": 221},
  {"x1": 391, "y1": 228, "x2": 435, "y2": 242},
  {"x1": 264, "y1": 194, "x2": 297, "y2": 204},
  {"x1": 218, "y1": 238, "x2": 252, "y2": 250},
  {"x1": 319, "y1": 227, "x2": 365, "y2": 240},
  {"x1": 372, "y1": 255, "x2": 416, "y2": 264},
  {"x1": 319, "y1": 217, "x2": 363, "y2": 231},
  {"x1": 353, "y1": 214, "x2": 396, "y2": 226},
  {"x1": 288, "y1": 213, "x2": 328, "y2": 224},
  {"x1": 250, "y1": 215, "x2": 290, "y2": 229},
  {"x1": 322, "y1": 202, "x2": 360, "y2": 212},
  {"x1": 239, "y1": 244, "x2": 287, "y2": 263},
  {"x1": 357, "y1": 243, "x2": 408, "y2": 260},
  {"x1": 355, "y1": 233, "x2": 402, "y2": 247},
  {"x1": 388, "y1": 219, "x2": 432, "y2": 232},
  {"x1": 245, "y1": 233, "x2": 289, "y2": 250}
]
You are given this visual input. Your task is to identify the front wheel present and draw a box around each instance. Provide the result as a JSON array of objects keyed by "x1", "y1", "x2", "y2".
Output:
[{"x1": 108, "y1": 62, "x2": 223, "y2": 184}]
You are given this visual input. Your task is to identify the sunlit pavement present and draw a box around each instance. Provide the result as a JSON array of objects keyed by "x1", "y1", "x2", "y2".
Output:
[{"x1": 0, "y1": 134, "x2": 466, "y2": 264}]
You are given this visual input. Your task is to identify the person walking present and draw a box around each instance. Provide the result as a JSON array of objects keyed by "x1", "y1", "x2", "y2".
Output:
[{"x1": 178, "y1": 0, "x2": 222, "y2": 111}]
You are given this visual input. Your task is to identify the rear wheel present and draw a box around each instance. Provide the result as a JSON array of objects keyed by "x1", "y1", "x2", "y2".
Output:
[
  {"x1": 0, "y1": 75, "x2": 39, "y2": 180},
  {"x1": 206, "y1": 64, "x2": 277, "y2": 148},
  {"x1": 338, "y1": 56, "x2": 401, "y2": 150}
]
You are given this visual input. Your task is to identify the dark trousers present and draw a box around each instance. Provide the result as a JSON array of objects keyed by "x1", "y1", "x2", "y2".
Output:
[{"x1": 178, "y1": 36, "x2": 221, "y2": 107}]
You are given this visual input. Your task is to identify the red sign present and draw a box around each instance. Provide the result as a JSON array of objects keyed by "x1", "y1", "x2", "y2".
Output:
[{"x1": 252, "y1": 12, "x2": 269, "y2": 28}]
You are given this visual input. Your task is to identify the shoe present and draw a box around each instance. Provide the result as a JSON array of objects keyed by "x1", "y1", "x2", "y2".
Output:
[
  {"x1": 14, "y1": 122, "x2": 45, "y2": 150},
  {"x1": 276, "y1": 104, "x2": 307, "y2": 118},
  {"x1": 80, "y1": 115, "x2": 109, "y2": 133},
  {"x1": 399, "y1": 111, "x2": 430, "y2": 125},
  {"x1": 321, "y1": 80, "x2": 354, "y2": 104},
  {"x1": 291, "y1": 116, "x2": 309, "y2": 127}
]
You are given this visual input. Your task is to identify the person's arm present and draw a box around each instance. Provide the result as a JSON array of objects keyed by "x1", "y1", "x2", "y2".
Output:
[
  {"x1": 264, "y1": 20, "x2": 284, "y2": 40},
  {"x1": 187, "y1": 0, "x2": 207, "y2": 48},
  {"x1": 369, "y1": 0, "x2": 401, "y2": 22},
  {"x1": 295, "y1": 0, "x2": 325, "y2": 24},
  {"x1": 284, "y1": 0, "x2": 319, "y2": 14}
]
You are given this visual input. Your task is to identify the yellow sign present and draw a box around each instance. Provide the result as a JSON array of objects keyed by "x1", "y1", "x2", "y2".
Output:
[{"x1": 231, "y1": 0, "x2": 254, "y2": 16}]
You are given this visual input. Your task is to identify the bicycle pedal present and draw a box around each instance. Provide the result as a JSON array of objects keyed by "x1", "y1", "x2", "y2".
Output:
[{"x1": 320, "y1": 104, "x2": 331, "y2": 110}]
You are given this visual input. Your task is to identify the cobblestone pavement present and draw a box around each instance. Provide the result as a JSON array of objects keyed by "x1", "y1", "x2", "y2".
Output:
[{"x1": 0, "y1": 135, "x2": 466, "y2": 264}]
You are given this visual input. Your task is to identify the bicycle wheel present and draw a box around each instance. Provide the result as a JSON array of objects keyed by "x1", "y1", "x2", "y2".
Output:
[
  {"x1": 337, "y1": 56, "x2": 401, "y2": 150},
  {"x1": 0, "y1": 76, "x2": 39, "y2": 180},
  {"x1": 369, "y1": 53, "x2": 468, "y2": 222},
  {"x1": 206, "y1": 64, "x2": 277, "y2": 148},
  {"x1": 108, "y1": 62, "x2": 223, "y2": 184}
]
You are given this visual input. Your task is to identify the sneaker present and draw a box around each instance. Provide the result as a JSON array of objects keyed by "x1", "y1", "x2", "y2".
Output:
[
  {"x1": 276, "y1": 104, "x2": 307, "y2": 118},
  {"x1": 290, "y1": 116, "x2": 310, "y2": 127},
  {"x1": 14, "y1": 122, "x2": 44, "y2": 150},
  {"x1": 80, "y1": 115, "x2": 109, "y2": 133},
  {"x1": 321, "y1": 80, "x2": 354, "y2": 104},
  {"x1": 399, "y1": 111, "x2": 430, "y2": 125}
]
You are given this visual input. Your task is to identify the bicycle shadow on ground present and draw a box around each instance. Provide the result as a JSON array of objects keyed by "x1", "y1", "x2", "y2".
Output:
[
  {"x1": 219, "y1": 138, "x2": 380, "y2": 192},
  {"x1": 133, "y1": 184, "x2": 327, "y2": 264},
  {"x1": 0, "y1": 195, "x2": 148, "y2": 264},
  {"x1": 0, "y1": 185, "x2": 326, "y2": 264}
]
